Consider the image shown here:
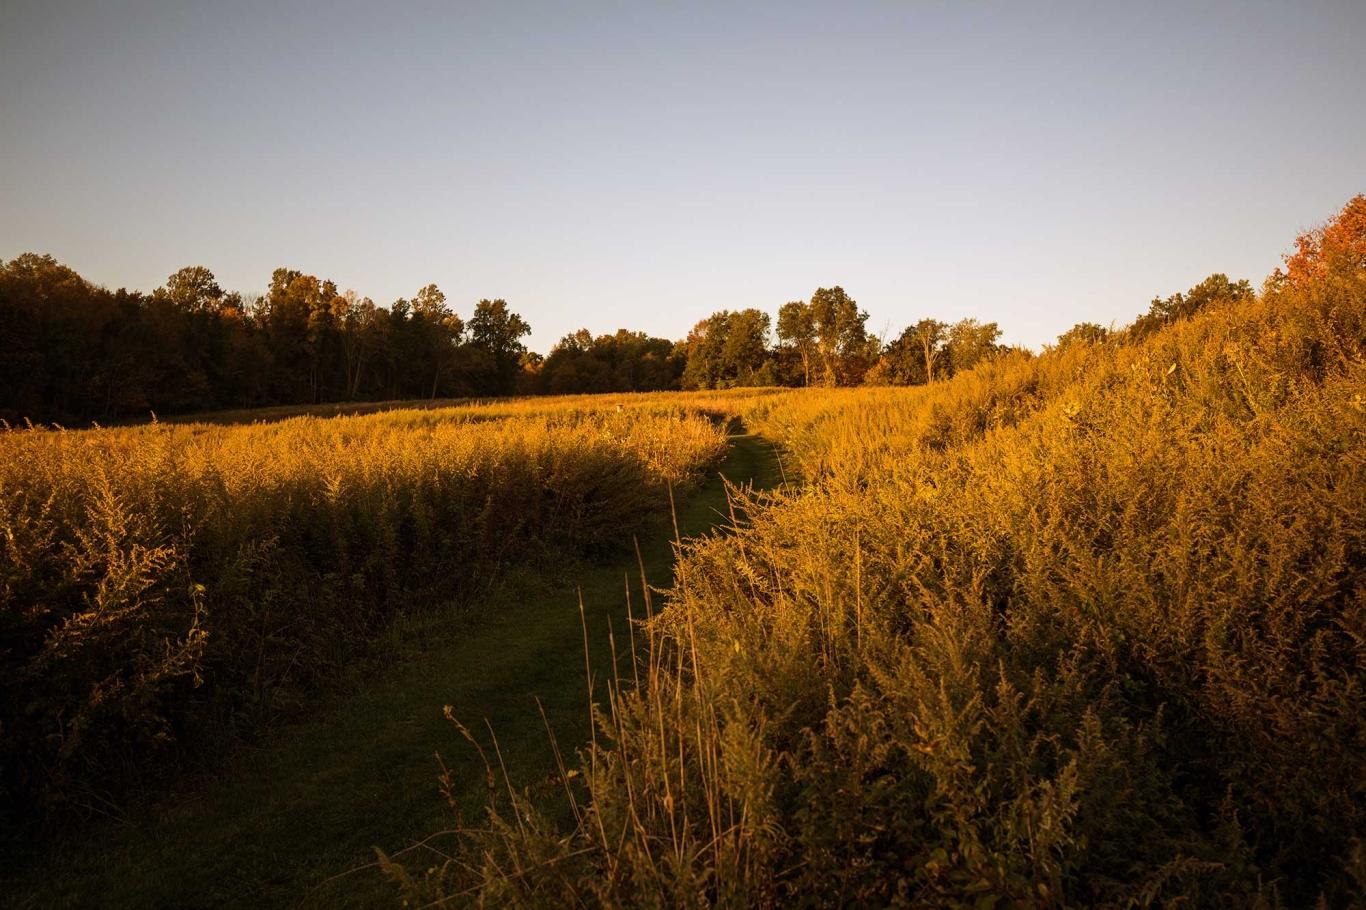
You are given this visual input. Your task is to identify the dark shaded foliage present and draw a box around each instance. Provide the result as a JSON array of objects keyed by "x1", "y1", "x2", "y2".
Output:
[
  {"x1": 0, "y1": 258, "x2": 533, "y2": 424},
  {"x1": 530, "y1": 328, "x2": 685, "y2": 395}
]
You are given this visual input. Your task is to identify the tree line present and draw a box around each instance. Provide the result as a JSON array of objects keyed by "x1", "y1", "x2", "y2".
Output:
[
  {"x1": 0, "y1": 255, "x2": 532, "y2": 423},
  {"x1": 0, "y1": 252, "x2": 1251, "y2": 423}
]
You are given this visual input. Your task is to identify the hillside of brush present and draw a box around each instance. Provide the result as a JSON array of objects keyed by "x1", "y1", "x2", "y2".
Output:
[{"x1": 407, "y1": 201, "x2": 1366, "y2": 906}]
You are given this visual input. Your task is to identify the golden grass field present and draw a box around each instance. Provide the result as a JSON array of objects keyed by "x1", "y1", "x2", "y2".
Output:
[
  {"x1": 5, "y1": 203, "x2": 1365, "y2": 906},
  {"x1": 0, "y1": 390, "x2": 787, "y2": 821},
  {"x1": 396, "y1": 242, "x2": 1365, "y2": 906}
]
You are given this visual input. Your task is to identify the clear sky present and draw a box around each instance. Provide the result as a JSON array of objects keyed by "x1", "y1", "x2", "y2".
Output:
[{"x1": 2, "y1": 1, "x2": 1363, "y2": 353}]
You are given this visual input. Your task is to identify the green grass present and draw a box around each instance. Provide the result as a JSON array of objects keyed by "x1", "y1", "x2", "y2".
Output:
[{"x1": 3, "y1": 426, "x2": 782, "y2": 909}]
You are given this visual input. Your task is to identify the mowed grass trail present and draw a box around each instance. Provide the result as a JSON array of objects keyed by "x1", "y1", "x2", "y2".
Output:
[{"x1": 6, "y1": 427, "x2": 783, "y2": 909}]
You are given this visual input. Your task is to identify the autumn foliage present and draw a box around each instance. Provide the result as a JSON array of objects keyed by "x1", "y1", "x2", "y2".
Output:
[{"x1": 1282, "y1": 193, "x2": 1366, "y2": 287}]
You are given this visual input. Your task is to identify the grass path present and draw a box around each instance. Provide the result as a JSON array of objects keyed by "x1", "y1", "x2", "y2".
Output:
[{"x1": 8, "y1": 426, "x2": 781, "y2": 909}]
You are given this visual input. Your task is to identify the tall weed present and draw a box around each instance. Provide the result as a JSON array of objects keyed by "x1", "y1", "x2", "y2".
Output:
[
  {"x1": 0, "y1": 395, "x2": 744, "y2": 823},
  {"x1": 415, "y1": 213, "x2": 1365, "y2": 906}
]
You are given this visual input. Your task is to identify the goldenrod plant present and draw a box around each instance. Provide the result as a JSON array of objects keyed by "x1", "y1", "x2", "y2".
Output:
[
  {"x1": 0, "y1": 391, "x2": 785, "y2": 823},
  {"x1": 402, "y1": 197, "x2": 1366, "y2": 906}
]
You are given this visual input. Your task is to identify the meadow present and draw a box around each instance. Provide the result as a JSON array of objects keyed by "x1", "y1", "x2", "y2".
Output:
[
  {"x1": 0, "y1": 391, "x2": 785, "y2": 825},
  {"x1": 397, "y1": 213, "x2": 1366, "y2": 906},
  {"x1": 2, "y1": 199, "x2": 1363, "y2": 908}
]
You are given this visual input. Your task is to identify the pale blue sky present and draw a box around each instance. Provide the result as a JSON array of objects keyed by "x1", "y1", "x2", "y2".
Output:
[{"x1": 2, "y1": 1, "x2": 1363, "y2": 352}]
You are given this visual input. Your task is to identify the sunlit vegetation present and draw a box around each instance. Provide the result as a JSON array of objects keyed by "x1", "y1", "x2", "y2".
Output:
[
  {"x1": 0, "y1": 391, "x2": 791, "y2": 825},
  {"x1": 394, "y1": 196, "x2": 1366, "y2": 906},
  {"x1": 2, "y1": 195, "x2": 1361, "y2": 906}
]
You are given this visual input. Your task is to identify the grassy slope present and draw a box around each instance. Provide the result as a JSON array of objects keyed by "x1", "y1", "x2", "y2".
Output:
[{"x1": 6, "y1": 426, "x2": 782, "y2": 909}]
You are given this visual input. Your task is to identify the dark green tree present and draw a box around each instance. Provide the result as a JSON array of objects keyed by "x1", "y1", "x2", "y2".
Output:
[{"x1": 467, "y1": 298, "x2": 531, "y2": 395}]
